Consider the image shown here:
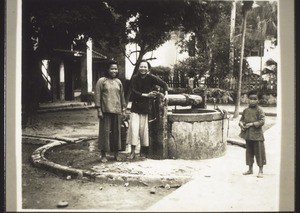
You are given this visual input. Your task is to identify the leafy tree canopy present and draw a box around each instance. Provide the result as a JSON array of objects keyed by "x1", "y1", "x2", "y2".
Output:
[
  {"x1": 105, "y1": 0, "x2": 224, "y2": 56},
  {"x1": 174, "y1": 54, "x2": 210, "y2": 78},
  {"x1": 23, "y1": 0, "x2": 124, "y2": 56},
  {"x1": 151, "y1": 66, "x2": 172, "y2": 77}
]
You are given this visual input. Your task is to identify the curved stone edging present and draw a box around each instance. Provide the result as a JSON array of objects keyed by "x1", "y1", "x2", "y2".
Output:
[
  {"x1": 24, "y1": 135, "x2": 191, "y2": 186},
  {"x1": 30, "y1": 137, "x2": 87, "y2": 179},
  {"x1": 24, "y1": 134, "x2": 246, "y2": 187}
]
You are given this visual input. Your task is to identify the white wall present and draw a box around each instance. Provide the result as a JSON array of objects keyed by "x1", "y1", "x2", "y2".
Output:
[
  {"x1": 246, "y1": 39, "x2": 278, "y2": 75},
  {"x1": 125, "y1": 32, "x2": 189, "y2": 79}
]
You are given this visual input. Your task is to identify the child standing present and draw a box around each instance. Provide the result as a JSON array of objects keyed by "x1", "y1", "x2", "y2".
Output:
[{"x1": 239, "y1": 90, "x2": 266, "y2": 178}]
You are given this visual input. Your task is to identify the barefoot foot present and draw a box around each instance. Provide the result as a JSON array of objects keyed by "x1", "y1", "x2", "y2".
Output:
[
  {"x1": 100, "y1": 157, "x2": 108, "y2": 163},
  {"x1": 257, "y1": 172, "x2": 263, "y2": 178},
  {"x1": 128, "y1": 153, "x2": 135, "y2": 160},
  {"x1": 114, "y1": 155, "x2": 122, "y2": 162},
  {"x1": 140, "y1": 153, "x2": 148, "y2": 159},
  {"x1": 243, "y1": 170, "x2": 253, "y2": 175}
]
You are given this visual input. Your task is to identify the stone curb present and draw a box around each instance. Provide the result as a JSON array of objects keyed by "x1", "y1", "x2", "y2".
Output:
[
  {"x1": 39, "y1": 102, "x2": 89, "y2": 109},
  {"x1": 25, "y1": 135, "x2": 191, "y2": 187},
  {"x1": 226, "y1": 111, "x2": 276, "y2": 117},
  {"x1": 37, "y1": 105, "x2": 95, "y2": 113},
  {"x1": 24, "y1": 134, "x2": 248, "y2": 188},
  {"x1": 29, "y1": 136, "x2": 86, "y2": 179},
  {"x1": 37, "y1": 104, "x2": 277, "y2": 117},
  {"x1": 227, "y1": 138, "x2": 246, "y2": 148}
]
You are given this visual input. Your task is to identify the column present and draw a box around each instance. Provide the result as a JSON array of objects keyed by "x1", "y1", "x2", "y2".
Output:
[
  {"x1": 87, "y1": 38, "x2": 93, "y2": 93},
  {"x1": 59, "y1": 60, "x2": 65, "y2": 101}
]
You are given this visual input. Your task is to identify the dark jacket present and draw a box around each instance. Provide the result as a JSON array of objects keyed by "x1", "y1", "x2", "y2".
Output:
[
  {"x1": 239, "y1": 106, "x2": 265, "y2": 141},
  {"x1": 130, "y1": 73, "x2": 168, "y2": 114}
]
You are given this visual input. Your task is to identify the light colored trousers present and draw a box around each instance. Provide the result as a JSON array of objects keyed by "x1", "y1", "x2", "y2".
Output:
[{"x1": 126, "y1": 112, "x2": 149, "y2": 147}]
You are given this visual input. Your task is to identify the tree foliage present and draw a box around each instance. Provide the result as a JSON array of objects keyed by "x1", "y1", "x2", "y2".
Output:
[
  {"x1": 234, "y1": 1, "x2": 277, "y2": 54},
  {"x1": 104, "y1": 0, "x2": 225, "y2": 102},
  {"x1": 247, "y1": 1, "x2": 277, "y2": 38},
  {"x1": 151, "y1": 66, "x2": 172, "y2": 77},
  {"x1": 23, "y1": 0, "x2": 124, "y2": 55},
  {"x1": 173, "y1": 55, "x2": 210, "y2": 78},
  {"x1": 23, "y1": 0, "x2": 227, "y2": 118},
  {"x1": 106, "y1": 0, "x2": 182, "y2": 55},
  {"x1": 174, "y1": 1, "x2": 233, "y2": 80},
  {"x1": 22, "y1": 0, "x2": 123, "y2": 125},
  {"x1": 21, "y1": 0, "x2": 278, "y2": 124}
]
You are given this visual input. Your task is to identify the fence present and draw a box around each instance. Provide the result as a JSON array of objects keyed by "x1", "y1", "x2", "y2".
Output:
[{"x1": 166, "y1": 73, "x2": 277, "y2": 95}]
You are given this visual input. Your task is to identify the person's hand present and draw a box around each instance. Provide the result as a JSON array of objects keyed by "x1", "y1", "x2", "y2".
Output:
[
  {"x1": 244, "y1": 123, "x2": 253, "y2": 129},
  {"x1": 148, "y1": 91, "x2": 158, "y2": 98},
  {"x1": 121, "y1": 110, "x2": 126, "y2": 120},
  {"x1": 163, "y1": 94, "x2": 168, "y2": 103},
  {"x1": 97, "y1": 109, "x2": 103, "y2": 119},
  {"x1": 239, "y1": 122, "x2": 245, "y2": 131}
]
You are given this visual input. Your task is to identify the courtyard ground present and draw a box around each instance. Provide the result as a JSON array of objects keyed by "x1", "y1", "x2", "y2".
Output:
[{"x1": 22, "y1": 103, "x2": 278, "y2": 211}]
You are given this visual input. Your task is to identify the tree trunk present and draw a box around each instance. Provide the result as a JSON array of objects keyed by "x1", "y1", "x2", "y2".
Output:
[
  {"x1": 233, "y1": 10, "x2": 249, "y2": 118},
  {"x1": 229, "y1": 0, "x2": 236, "y2": 80},
  {"x1": 148, "y1": 93, "x2": 168, "y2": 159}
]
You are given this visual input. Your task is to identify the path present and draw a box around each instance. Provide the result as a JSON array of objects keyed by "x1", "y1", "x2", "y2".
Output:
[{"x1": 147, "y1": 123, "x2": 280, "y2": 211}]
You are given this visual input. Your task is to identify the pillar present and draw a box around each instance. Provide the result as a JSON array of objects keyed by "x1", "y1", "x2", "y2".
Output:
[
  {"x1": 49, "y1": 60, "x2": 58, "y2": 102},
  {"x1": 59, "y1": 61, "x2": 65, "y2": 101},
  {"x1": 80, "y1": 56, "x2": 88, "y2": 100},
  {"x1": 87, "y1": 38, "x2": 93, "y2": 93},
  {"x1": 80, "y1": 38, "x2": 93, "y2": 102}
]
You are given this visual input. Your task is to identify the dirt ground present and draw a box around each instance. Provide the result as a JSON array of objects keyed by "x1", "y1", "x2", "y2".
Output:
[
  {"x1": 22, "y1": 109, "x2": 176, "y2": 211},
  {"x1": 22, "y1": 106, "x2": 277, "y2": 210},
  {"x1": 22, "y1": 143, "x2": 176, "y2": 210}
]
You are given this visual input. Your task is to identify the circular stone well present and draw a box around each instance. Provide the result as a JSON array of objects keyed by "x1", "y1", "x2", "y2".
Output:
[{"x1": 167, "y1": 108, "x2": 229, "y2": 160}]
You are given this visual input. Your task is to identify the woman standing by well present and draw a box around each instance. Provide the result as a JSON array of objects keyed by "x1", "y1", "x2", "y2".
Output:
[{"x1": 94, "y1": 60, "x2": 127, "y2": 162}]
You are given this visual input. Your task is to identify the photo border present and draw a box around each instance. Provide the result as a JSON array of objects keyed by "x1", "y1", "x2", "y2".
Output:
[{"x1": 5, "y1": 0, "x2": 295, "y2": 211}]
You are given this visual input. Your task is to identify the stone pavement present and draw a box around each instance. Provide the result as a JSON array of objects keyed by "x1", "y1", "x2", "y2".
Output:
[{"x1": 147, "y1": 123, "x2": 281, "y2": 212}]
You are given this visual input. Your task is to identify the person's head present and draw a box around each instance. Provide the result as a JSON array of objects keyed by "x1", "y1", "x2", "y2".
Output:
[
  {"x1": 106, "y1": 60, "x2": 118, "y2": 78},
  {"x1": 247, "y1": 90, "x2": 260, "y2": 107},
  {"x1": 138, "y1": 60, "x2": 151, "y2": 77}
]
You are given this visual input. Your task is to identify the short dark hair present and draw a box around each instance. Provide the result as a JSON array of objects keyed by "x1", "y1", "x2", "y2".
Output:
[
  {"x1": 247, "y1": 90, "x2": 261, "y2": 99},
  {"x1": 104, "y1": 59, "x2": 118, "y2": 77},
  {"x1": 139, "y1": 60, "x2": 151, "y2": 69},
  {"x1": 107, "y1": 59, "x2": 118, "y2": 68}
]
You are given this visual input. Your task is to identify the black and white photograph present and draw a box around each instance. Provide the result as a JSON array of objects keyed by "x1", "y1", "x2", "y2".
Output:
[{"x1": 4, "y1": 0, "x2": 295, "y2": 211}]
